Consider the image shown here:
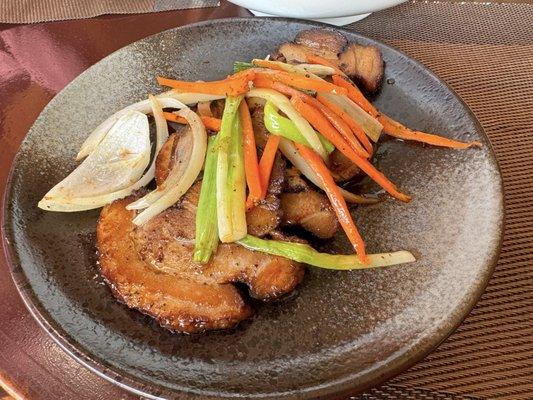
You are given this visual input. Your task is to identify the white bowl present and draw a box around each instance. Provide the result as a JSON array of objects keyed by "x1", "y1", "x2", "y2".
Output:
[{"x1": 227, "y1": 0, "x2": 407, "y2": 25}]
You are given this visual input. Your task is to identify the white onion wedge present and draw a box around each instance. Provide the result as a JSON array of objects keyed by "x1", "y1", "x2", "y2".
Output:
[
  {"x1": 320, "y1": 93, "x2": 383, "y2": 142},
  {"x1": 278, "y1": 138, "x2": 372, "y2": 204},
  {"x1": 38, "y1": 111, "x2": 150, "y2": 211},
  {"x1": 292, "y1": 63, "x2": 336, "y2": 77},
  {"x1": 132, "y1": 108, "x2": 207, "y2": 225},
  {"x1": 76, "y1": 97, "x2": 187, "y2": 160},
  {"x1": 127, "y1": 101, "x2": 191, "y2": 210},
  {"x1": 246, "y1": 88, "x2": 327, "y2": 159},
  {"x1": 157, "y1": 91, "x2": 225, "y2": 105}
]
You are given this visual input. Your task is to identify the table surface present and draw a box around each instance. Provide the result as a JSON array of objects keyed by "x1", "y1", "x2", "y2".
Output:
[{"x1": 1, "y1": 1, "x2": 532, "y2": 399}]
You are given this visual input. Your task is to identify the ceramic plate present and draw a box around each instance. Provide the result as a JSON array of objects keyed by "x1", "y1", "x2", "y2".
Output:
[{"x1": 4, "y1": 18, "x2": 503, "y2": 399}]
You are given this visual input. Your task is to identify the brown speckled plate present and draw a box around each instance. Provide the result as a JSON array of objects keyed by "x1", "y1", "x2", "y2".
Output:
[{"x1": 3, "y1": 18, "x2": 503, "y2": 399}]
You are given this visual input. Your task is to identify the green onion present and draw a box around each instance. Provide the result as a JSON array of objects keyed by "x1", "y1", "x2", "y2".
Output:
[
  {"x1": 246, "y1": 88, "x2": 327, "y2": 159},
  {"x1": 233, "y1": 61, "x2": 254, "y2": 73},
  {"x1": 237, "y1": 235, "x2": 415, "y2": 270},
  {"x1": 227, "y1": 112, "x2": 247, "y2": 241},
  {"x1": 263, "y1": 101, "x2": 335, "y2": 154},
  {"x1": 193, "y1": 136, "x2": 219, "y2": 263},
  {"x1": 216, "y1": 95, "x2": 243, "y2": 242}
]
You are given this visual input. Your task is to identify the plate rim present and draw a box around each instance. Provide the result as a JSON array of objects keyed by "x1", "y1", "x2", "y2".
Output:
[{"x1": 2, "y1": 16, "x2": 505, "y2": 400}]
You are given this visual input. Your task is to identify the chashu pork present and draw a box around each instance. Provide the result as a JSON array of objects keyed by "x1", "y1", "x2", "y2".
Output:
[
  {"x1": 273, "y1": 29, "x2": 384, "y2": 94},
  {"x1": 281, "y1": 167, "x2": 339, "y2": 239},
  {"x1": 98, "y1": 131, "x2": 304, "y2": 333}
]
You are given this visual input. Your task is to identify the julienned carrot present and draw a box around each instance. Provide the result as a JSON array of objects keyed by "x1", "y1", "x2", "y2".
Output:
[
  {"x1": 379, "y1": 114, "x2": 482, "y2": 149},
  {"x1": 239, "y1": 101, "x2": 263, "y2": 209},
  {"x1": 157, "y1": 70, "x2": 255, "y2": 96},
  {"x1": 316, "y1": 94, "x2": 374, "y2": 155},
  {"x1": 332, "y1": 75, "x2": 482, "y2": 149},
  {"x1": 332, "y1": 75, "x2": 379, "y2": 117},
  {"x1": 255, "y1": 70, "x2": 347, "y2": 95},
  {"x1": 291, "y1": 98, "x2": 410, "y2": 202},
  {"x1": 306, "y1": 54, "x2": 345, "y2": 77},
  {"x1": 252, "y1": 78, "x2": 369, "y2": 158},
  {"x1": 295, "y1": 142, "x2": 368, "y2": 264},
  {"x1": 258, "y1": 135, "x2": 281, "y2": 198},
  {"x1": 291, "y1": 97, "x2": 359, "y2": 162},
  {"x1": 163, "y1": 112, "x2": 221, "y2": 131}
]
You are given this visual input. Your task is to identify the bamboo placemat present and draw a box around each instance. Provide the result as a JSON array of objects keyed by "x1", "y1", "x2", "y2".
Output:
[
  {"x1": 0, "y1": 0, "x2": 220, "y2": 24},
  {"x1": 348, "y1": 2, "x2": 533, "y2": 399}
]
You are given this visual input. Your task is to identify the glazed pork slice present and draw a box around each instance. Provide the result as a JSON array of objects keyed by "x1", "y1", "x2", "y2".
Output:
[
  {"x1": 338, "y1": 44, "x2": 384, "y2": 93},
  {"x1": 328, "y1": 149, "x2": 362, "y2": 182},
  {"x1": 274, "y1": 29, "x2": 384, "y2": 93},
  {"x1": 281, "y1": 167, "x2": 339, "y2": 239},
  {"x1": 294, "y1": 29, "x2": 347, "y2": 61},
  {"x1": 97, "y1": 182, "x2": 304, "y2": 333},
  {"x1": 281, "y1": 191, "x2": 338, "y2": 239}
]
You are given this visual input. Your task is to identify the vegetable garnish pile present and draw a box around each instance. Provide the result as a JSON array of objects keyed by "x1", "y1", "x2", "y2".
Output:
[{"x1": 39, "y1": 50, "x2": 481, "y2": 271}]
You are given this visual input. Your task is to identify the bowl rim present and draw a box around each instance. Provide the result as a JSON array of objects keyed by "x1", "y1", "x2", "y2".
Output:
[{"x1": 225, "y1": 0, "x2": 408, "y2": 19}]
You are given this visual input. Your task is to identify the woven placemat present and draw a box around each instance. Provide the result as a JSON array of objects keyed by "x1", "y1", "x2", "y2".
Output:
[
  {"x1": 349, "y1": 2, "x2": 533, "y2": 399},
  {"x1": 0, "y1": 0, "x2": 220, "y2": 24}
]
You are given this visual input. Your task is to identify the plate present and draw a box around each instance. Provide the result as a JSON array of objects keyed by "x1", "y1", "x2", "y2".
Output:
[{"x1": 4, "y1": 18, "x2": 503, "y2": 399}]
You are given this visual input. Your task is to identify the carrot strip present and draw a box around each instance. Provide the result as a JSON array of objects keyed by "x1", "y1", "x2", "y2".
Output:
[
  {"x1": 306, "y1": 54, "x2": 345, "y2": 76},
  {"x1": 291, "y1": 97, "x2": 360, "y2": 162},
  {"x1": 252, "y1": 74, "x2": 278, "y2": 90},
  {"x1": 379, "y1": 114, "x2": 482, "y2": 149},
  {"x1": 253, "y1": 79, "x2": 370, "y2": 158},
  {"x1": 316, "y1": 94, "x2": 374, "y2": 155},
  {"x1": 157, "y1": 70, "x2": 255, "y2": 96},
  {"x1": 332, "y1": 75, "x2": 481, "y2": 149},
  {"x1": 258, "y1": 135, "x2": 281, "y2": 198},
  {"x1": 255, "y1": 70, "x2": 347, "y2": 95},
  {"x1": 163, "y1": 112, "x2": 221, "y2": 132},
  {"x1": 295, "y1": 143, "x2": 368, "y2": 263},
  {"x1": 239, "y1": 101, "x2": 263, "y2": 209},
  {"x1": 332, "y1": 75, "x2": 379, "y2": 117},
  {"x1": 292, "y1": 97, "x2": 410, "y2": 202}
]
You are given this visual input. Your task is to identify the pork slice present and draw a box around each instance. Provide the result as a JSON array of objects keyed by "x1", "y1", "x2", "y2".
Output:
[
  {"x1": 328, "y1": 149, "x2": 362, "y2": 182},
  {"x1": 294, "y1": 29, "x2": 347, "y2": 61},
  {"x1": 339, "y1": 44, "x2": 384, "y2": 93},
  {"x1": 97, "y1": 181, "x2": 304, "y2": 333},
  {"x1": 280, "y1": 191, "x2": 339, "y2": 239}
]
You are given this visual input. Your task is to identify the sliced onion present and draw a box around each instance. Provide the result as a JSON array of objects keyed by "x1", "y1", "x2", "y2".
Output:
[
  {"x1": 76, "y1": 96, "x2": 186, "y2": 160},
  {"x1": 246, "y1": 88, "x2": 327, "y2": 159},
  {"x1": 38, "y1": 111, "x2": 151, "y2": 212},
  {"x1": 132, "y1": 108, "x2": 207, "y2": 225},
  {"x1": 127, "y1": 105, "x2": 191, "y2": 210},
  {"x1": 320, "y1": 93, "x2": 383, "y2": 142},
  {"x1": 293, "y1": 63, "x2": 336, "y2": 77},
  {"x1": 278, "y1": 138, "x2": 372, "y2": 204},
  {"x1": 157, "y1": 91, "x2": 225, "y2": 105}
]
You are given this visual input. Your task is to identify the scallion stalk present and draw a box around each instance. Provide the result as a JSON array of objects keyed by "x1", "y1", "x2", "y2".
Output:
[
  {"x1": 193, "y1": 136, "x2": 219, "y2": 263},
  {"x1": 237, "y1": 235, "x2": 415, "y2": 270},
  {"x1": 233, "y1": 61, "x2": 254, "y2": 73},
  {"x1": 227, "y1": 114, "x2": 247, "y2": 241},
  {"x1": 263, "y1": 101, "x2": 335, "y2": 154},
  {"x1": 216, "y1": 95, "x2": 243, "y2": 242}
]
